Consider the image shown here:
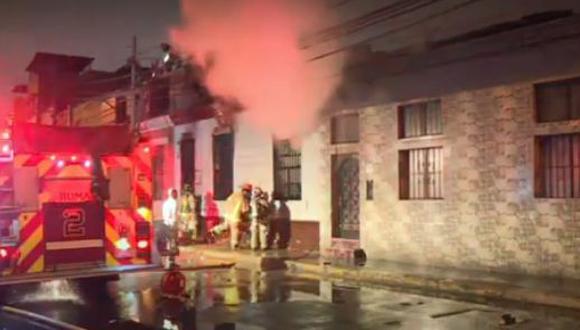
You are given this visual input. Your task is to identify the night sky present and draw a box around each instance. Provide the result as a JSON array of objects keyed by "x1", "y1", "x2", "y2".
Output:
[
  {"x1": 2, "y1": 0, "x2": 580, "y2": 116},
  {"x1": 0, "y1": 0, "x2": 181, "y2": 111}
]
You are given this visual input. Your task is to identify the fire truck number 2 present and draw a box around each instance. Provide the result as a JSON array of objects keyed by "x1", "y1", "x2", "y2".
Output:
[{"x1": 62, "y1": 208, "x2": 86, "y2": 238}]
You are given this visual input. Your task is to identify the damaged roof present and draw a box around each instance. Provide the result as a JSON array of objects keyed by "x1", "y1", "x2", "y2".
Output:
[{"x1": 26, "y1": 52, "x2": 94, "y2": 73}]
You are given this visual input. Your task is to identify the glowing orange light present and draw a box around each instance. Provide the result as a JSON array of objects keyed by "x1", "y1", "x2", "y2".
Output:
[
  {"x1": 1, "y1": 131, "x2": 10, "y2": 139},
  {"x1": 137, "y1": 240, "x2": 149, "y2": 249},
  {"x1": 143, "y1": 146, "x2": 150, "y2": 154},
  {"x1": 70, "y1": 155, "x2": 77, "y2": 161},
  {"x1": 50, "y1": 154, "x2": 57, "y2": 161}
]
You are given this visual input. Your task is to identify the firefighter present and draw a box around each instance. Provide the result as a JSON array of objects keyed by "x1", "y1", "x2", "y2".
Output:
[
  {"x1": 250, "y1": 187, "x2": 270, "y2": 251},
  {"x1": 208, "y1": 184, "x2": 252, "y2": 249},
  {"x1": 179, "y1": 184, "x2": 197, "y2": 243},
  {"x1": 162, "y1": 188, "x2": 179, "y2": 268},
  {"x1": 268, "y1": 192, "x2": 291, "y2": 249}
]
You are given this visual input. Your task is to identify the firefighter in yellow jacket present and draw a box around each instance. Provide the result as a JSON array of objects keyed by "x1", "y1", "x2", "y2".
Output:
[
  {"x1": 179, "y1": 184, "x2": 197, "y2": 242},
  {"x1": 209, "y1": 183, "x2": 252, "y2": 249}
]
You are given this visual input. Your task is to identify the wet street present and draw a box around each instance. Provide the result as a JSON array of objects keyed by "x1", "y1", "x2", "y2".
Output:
[{"x1": 1, "y1": 268, "x2": 580, "y2": 329}]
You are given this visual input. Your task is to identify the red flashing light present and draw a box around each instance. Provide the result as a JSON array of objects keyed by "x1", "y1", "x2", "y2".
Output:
[
  {"x1": 83, "y1": 159, "x2": 92, "y2": 168},
  {"x1": 50, "y1": 154, "x2": 57, "y2": 161},
  {"x1": 137, "y1": 240, "x2": 149, "y2": 250},
  {"x1": 57, "y1": 160, "x2": 65, "y2": 168},
  {"x1": 0, "y1": 248, "x2": 8, "y2": 259},
  {"x1": 143, "y1": 146, "x2": 150, "y2": 154},
  {"x1": 1, "y1": 144, "x2": 10, "y2": 154},
  {"x1": 70, "y1": 155, "x2": 78, "y2": 162},
  {"x1": 1, "y1": 131, "x2": 10, "y2": 139}
]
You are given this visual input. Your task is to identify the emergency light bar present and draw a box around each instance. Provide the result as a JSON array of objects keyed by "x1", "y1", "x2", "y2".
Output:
[{"x1": 46, "y1": 154, "x2": 93, "y2": 169}]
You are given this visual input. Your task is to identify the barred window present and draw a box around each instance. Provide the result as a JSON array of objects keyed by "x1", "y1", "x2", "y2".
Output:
[
  {"x1": 400, "y1": 147, "x2": 443, "y2": 199},
  {"x1": 536, "y1": 78, "x2": 580, "y2": 123},
  {"x1": 331, "y1": 113, "x2": 359, "y2": 144},
  {"x1": 273, "y1": 140, "x2": 301, "y2": 200},
  {"x1": 536, "y1": 134, "x2": 580, "y2": 198},
  {"x1": 213, "y1": 133, "x2": 234, "y2": 200},
  {"x1": 398, "y1": 100, "x2": 442, "y2": 138},
  {"x1": 152, "y1": 145, "x2": 165, "y2": 200}
]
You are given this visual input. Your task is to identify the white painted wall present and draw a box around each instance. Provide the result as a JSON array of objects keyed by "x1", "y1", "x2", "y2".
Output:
[
  {"x1": 173, "y1": 119, "x2": 217, "y2": 197},
  {"x1": 232, "y1": 115, "x2": 274, "y2": 192},
  {"x1": 171, "y1": 113, "x2": 326, "y2": 223}
]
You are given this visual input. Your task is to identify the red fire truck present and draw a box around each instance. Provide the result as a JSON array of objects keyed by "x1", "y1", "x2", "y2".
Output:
[{"x1": 0, "y1": 122, "x2": 154, "y2": 275}]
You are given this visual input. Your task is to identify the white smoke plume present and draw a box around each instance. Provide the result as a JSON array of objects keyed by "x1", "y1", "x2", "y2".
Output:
[{"x1": 171, "y1": 0, "x2": 343, "y2": 139}]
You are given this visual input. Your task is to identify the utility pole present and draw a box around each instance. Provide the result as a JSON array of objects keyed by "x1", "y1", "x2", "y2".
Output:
[
  {"x1": 130, "y1": 35, "x2": 140, "y2": 128},
  {"x1": 130, "y1": 35, "x2": 137, "y2": 89}
]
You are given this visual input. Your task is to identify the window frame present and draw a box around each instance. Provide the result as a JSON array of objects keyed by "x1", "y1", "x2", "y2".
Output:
[
  {"x1": 273, "y1": 139, "x2": 302, "y2": 201},
  {"x1": 398, "y1": 99, "x2": 443, "y2": 139},
  {"x1": 399, "y1": 146, "x2": 444, "y2": 200},
  {"x1": 330, "y1": 113, "x2": 360, "y2": 144},
  {"x1": 535, "y1": 133, "x2": 580, "y2": 198},
  {"x1": 535, "y1": 77, "x2": 580, "y2": 123}
]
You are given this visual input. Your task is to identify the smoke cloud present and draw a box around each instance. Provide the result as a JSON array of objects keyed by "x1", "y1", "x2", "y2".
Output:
[{"x1": 171, "y1": 0, "x2": 343, "y2": 139}]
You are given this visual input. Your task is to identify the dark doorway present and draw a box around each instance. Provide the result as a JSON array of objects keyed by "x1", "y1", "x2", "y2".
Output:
[
  {"x1": 213, "y1": 133, "x2": 234, "y2": 200},
  {"x1": 180, "y1": 137, "x2": 195, "y2": 191},
  {"x1": 151, "y1": 145, "x2": 165, "y2": 201},
  {"x1": 331, "y1": 153, "x2": 360, "y2": 240}
]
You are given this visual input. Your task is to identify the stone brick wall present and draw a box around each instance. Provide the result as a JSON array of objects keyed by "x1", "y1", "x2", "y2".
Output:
[{"x1": 356, "y1": 81, "x2": 580, "y2": 278}]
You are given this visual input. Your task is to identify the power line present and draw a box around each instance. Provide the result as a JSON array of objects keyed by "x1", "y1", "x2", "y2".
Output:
[
  {"x1": 308, "y1": 0, "x2": 484, "y2": 62},
  {"x1": 74, "y1": 77, "x2": 209, "y2": 101},
  {"x1": 78, "y1": 73, "x2": 132, "y2": 85},
  {"x1": 330, "y1": 0, "x2": 354, "y2": 9},
  {"x1": 304, "y1": 0, "x2": 439, "y2": 47}
]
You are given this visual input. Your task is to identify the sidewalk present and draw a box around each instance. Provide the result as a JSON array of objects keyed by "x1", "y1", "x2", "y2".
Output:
[
  {"x1": 179, "y1": 243, "x2": 318, "y2": 271},
  {"x1": 181, "y1": 243, "x2": 580, "y2": 311}
]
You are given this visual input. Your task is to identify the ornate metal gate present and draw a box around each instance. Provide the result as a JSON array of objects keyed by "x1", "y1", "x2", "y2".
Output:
[{"x1": 331, "y1": 153, "x2": 360, "y2": 240}]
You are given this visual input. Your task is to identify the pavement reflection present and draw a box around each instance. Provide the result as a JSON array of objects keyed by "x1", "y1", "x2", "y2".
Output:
[
  {"x1": 0, "y1": 268, "x2": 316, "y2": 329},
  {"x1": 1, "y1": 267, "x2": 580, "y2": 329}
]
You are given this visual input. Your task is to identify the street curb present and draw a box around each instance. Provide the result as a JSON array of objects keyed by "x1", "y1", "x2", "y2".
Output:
[
  {"x1": 182, "y1": 247, "x2": 287, "y2": 271},
  {"x1": 184, "y1": 246, "x2": 580, "y2": 311},
  {"x1": 285, "y1": 260, "x2": 580, "y2": 311}
]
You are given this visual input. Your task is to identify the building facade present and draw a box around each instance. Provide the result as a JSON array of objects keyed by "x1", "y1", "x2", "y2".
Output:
[
  {"x1": 172, "y1": 10, "x2": 580, "y2": 278},
  {"x1": 172, "y1": 115, "x2": 324, "y2": 251},
  {"x1": 19, "y1": 2, "x2": 580, "y2": 278},
  {"x1": 313, "y1": 11, "x2": 580, "y2": 278}
]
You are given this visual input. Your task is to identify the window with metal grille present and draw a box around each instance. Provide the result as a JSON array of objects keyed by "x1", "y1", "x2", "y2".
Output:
[
  {"x1": 331, "y1": 113, "x2": 359, "y2": 144},
  {"x1": 152, "y1": 145, "x2": 165, "y2": 200},
  {"x1": 273, "y1": 139, "x2": 301, "y2": 200},
  {"x1": 213, "y1": 133, "x2": 234, "y2": 200},
  {"x1": 535, "y1": 134, "x2": 580, "y2": 198},
  {"x1": 536, "y1": 78, "x2": 580, "y2": 123},
  {"x1": 398, "y1": 100, "x2": 442, "y2": 138},
  {"x1": 400, "y1": 147, "x2": 443, "y2": 199}
]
